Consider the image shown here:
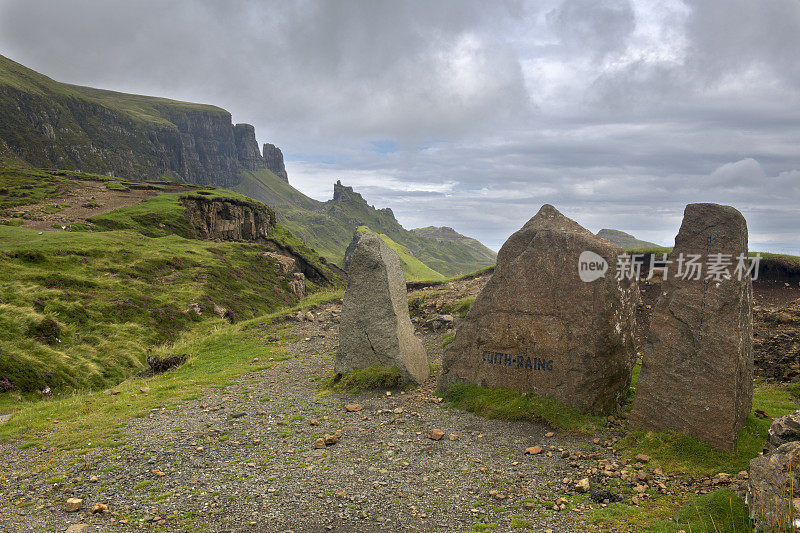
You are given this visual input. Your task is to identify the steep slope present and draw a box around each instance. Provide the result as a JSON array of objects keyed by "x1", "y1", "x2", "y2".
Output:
[
  {"x1": 234, "y1": 170, "x2": 497, "y2": 277},
  {"x1": 597, "y1": 228, "x2": 658, "y2": 249},
  {"x1": 0, "y1": 54, "x2": 288, "y2": 187}
]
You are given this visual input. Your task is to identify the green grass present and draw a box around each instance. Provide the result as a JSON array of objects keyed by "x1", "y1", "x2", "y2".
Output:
[
  {"x1": 618, "y1": 382, "x2": 798, "y2": 476},
  {"x1": 357, "y1": 226, "x2": 445, "y2": 282},
  {"x1": 0, "y1": 290, "x2": 342, "y2": 450},
  {"x1": 442, "y1": 297, "x2": 475, "y2": 317},
  {"x1": 323, "y1": 366, "x2": 408, "y2": 393},
  {"x1": 445, "y1": 382, "x2": 603, "y2": 433},
  {"x1": 585, "y1": 489, "x2": 750, "y2": 533},
  {"x1": 0, "y1": 221, "x2": 324, "y2": 396},
  {"x1": 441, "y1": 331, "x2": 455, "y2": 348}
]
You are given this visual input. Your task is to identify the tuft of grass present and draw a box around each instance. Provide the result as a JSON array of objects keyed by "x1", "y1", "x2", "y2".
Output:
[
  {"x1": 105, "y1": 182, "x2": 130, "y2": 191},
  {"x1": 618, "y1": 382, "x2": 798, "y2": 476},
  {"x1": 441, "y1": 331, "x2": 455, "y2": 348},
  {"x1": 323, "y1": 366, "x2": 407, "y2": 393},
  {"x1": 647, "y1": 489, "x2": 751, "y2": 532},
  {"x1": 445, "y1": 382, "x2": 603, "y2": 433},
  {"x1": 442, "y1": 296, "x2": 474, "y2": 317}
]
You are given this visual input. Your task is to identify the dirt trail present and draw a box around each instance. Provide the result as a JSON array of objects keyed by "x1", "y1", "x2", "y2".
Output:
[{"x1": 5, "y1": 180, "x2": 196, "y2": 231}]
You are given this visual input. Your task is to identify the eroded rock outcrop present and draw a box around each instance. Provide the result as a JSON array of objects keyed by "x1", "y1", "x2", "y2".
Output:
[
  {"x1": 337, "y1": 232, "x2": 428, "y2": 384},
  {"x1": 439, "y1": 204, "x2": 639, "y2": 415},
  {"x1": 181, "y1": 195, "x2": 275, "y2": 242}
]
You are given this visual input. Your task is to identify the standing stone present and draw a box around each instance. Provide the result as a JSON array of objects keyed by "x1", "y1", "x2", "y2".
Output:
[
  {"x1": 343, "y1": 230, "x2": 364, "y2": 271},
  {"x1": 630, "y1": 203, "x2": 753, "y2": 452},
  {"x1": 438, "y1": 205, "x2": 639, "y2": 415},
  {"x1": 336, "y1": 232, "x2": 428, "y2": 384}
]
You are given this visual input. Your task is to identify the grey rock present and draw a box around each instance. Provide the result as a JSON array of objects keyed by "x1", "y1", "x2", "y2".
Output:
[
  {"x1": 234, "y1": 123, "x2": 266, "y2": 171},
  {"x1": 630, "y1": 203, "x2": 753, "y2": 452},
  {"x1": 747, "y1": 441, "x2": 800, "y2": 532},
  {"x1": 438, "y1": 204, "x2": 639, "y2": 415},
  {"x1": 263, "y1": 143, "x2": 288, "y2": 182},
  {"x1": 764, "y1": 410, "x2": 800, "y2": 454},
  {"x1": 344, "y1": 230, "x2": 363, "y2": 271},
  {"x1": 336, "y1": 232, "x2": 428, "y2": 384},
  {"x1": 65, "y1": 525, "x2": 92, "y2": 533}
]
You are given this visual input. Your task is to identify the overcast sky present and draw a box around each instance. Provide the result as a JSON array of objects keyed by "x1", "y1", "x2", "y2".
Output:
[{"x1": 1, "y1": 0, "x2": 798, "y2": 253}]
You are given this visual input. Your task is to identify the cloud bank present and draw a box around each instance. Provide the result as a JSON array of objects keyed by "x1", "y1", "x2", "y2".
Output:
[{"x1": 1, "y1": 0, "x2": 797, "y2": 253}]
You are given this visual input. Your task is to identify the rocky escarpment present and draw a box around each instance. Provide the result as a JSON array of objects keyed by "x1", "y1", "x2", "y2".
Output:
[
  {"x1": 180, "y1": 194, "x2": 341, "y2": 285},
  {"x1": 181, "y1": 195, "x2": 276, "y2": 242},
  {"x1": 0, "y1": 54, "x2": 283, "y2": 187}
]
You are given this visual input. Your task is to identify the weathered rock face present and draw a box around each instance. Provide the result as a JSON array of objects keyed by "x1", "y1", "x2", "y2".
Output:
[
  {"x1": 748, "y1": 440, "x2": 800, "y2": 532},
  {"x1": 181, "y1": 196, "x2": 275, "y2": 242},
  {"x1": 336, "y1": 233, "x2": 428, "y2": 384},
  {"x1": 262, "y1": 143, "x2": 288, "y2": 182},
  {"x1": 234, "y1": 123, "x2": 267, "y2": 171},
  {"x1": 438, "y1": 204, "x2": 639, "y2": 415},
  {"x1": 630, "y1": 203, "x2": 753, "y2": 452}
]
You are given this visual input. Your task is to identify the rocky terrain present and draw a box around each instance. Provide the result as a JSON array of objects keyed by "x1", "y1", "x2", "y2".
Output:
[{"x1": 1, "y1": 270, "x2": 795, "y2": 532}]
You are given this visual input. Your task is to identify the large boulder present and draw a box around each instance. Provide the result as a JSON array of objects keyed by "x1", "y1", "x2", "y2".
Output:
[
  {"x1": 336, "y1": 232, "x2": 428, "y2": 384},
  {"x1": 630, "y1": 203, "x2": 753, "y2": 452},
  {"x1": 748, "y1": 439, "x2": 800, "y2": 532},
  {"x1": 438, "y1": 204, "x2": 639, "y2": 415}
]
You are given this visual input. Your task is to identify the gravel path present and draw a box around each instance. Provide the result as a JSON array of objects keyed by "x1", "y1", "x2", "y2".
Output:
[{"x1": 0, "y1": 301, "x2": 622, "y2": 533}]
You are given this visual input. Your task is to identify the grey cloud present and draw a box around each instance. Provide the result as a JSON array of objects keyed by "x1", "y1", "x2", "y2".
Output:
[{"x1": 0, "y1": 0, "x2": 797, "y2": 255}]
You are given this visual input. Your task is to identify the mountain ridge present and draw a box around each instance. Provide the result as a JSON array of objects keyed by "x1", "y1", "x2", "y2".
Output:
[{"x1": 0, "y1": 54, "x2": 496, "y2": 278}]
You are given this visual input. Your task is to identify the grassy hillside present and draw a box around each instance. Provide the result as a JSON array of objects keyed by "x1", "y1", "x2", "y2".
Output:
[
  {"x1": 234, "y1": 169, "x2": 497, "y2": 277},
  {"x1": 356, "y1": 226, "x2": 446, "y2": 282},
  {"x1": 0, "y1": 167, "x2": 340, "y2": 396}
]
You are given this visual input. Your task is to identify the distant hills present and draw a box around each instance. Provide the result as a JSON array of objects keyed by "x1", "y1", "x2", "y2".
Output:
[
  {"x1": 597, "y1": 228, "x2": 658, "y2": 250},
  {"x1": 234, "y1": 173, "x2": 496, "y2": 277},
  {"x1": 0, "y1": 54, "x2": 496, "y2": 278}
]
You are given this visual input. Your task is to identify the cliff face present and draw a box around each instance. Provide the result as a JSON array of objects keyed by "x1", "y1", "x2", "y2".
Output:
[
  {"x1": 181, "y1": 195, "x2": 276, "y2": 242},
  {"x1": 262, "y1": 143, "x2": 288, "y2": 182},
  {"x1": 0, "y1": 54, "x2": 280, "y2": 187}
]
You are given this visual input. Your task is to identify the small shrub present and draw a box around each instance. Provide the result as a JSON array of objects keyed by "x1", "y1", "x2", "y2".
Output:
[{"x1": 26, "y1": 317, "x2": 61, "y2": 345}]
